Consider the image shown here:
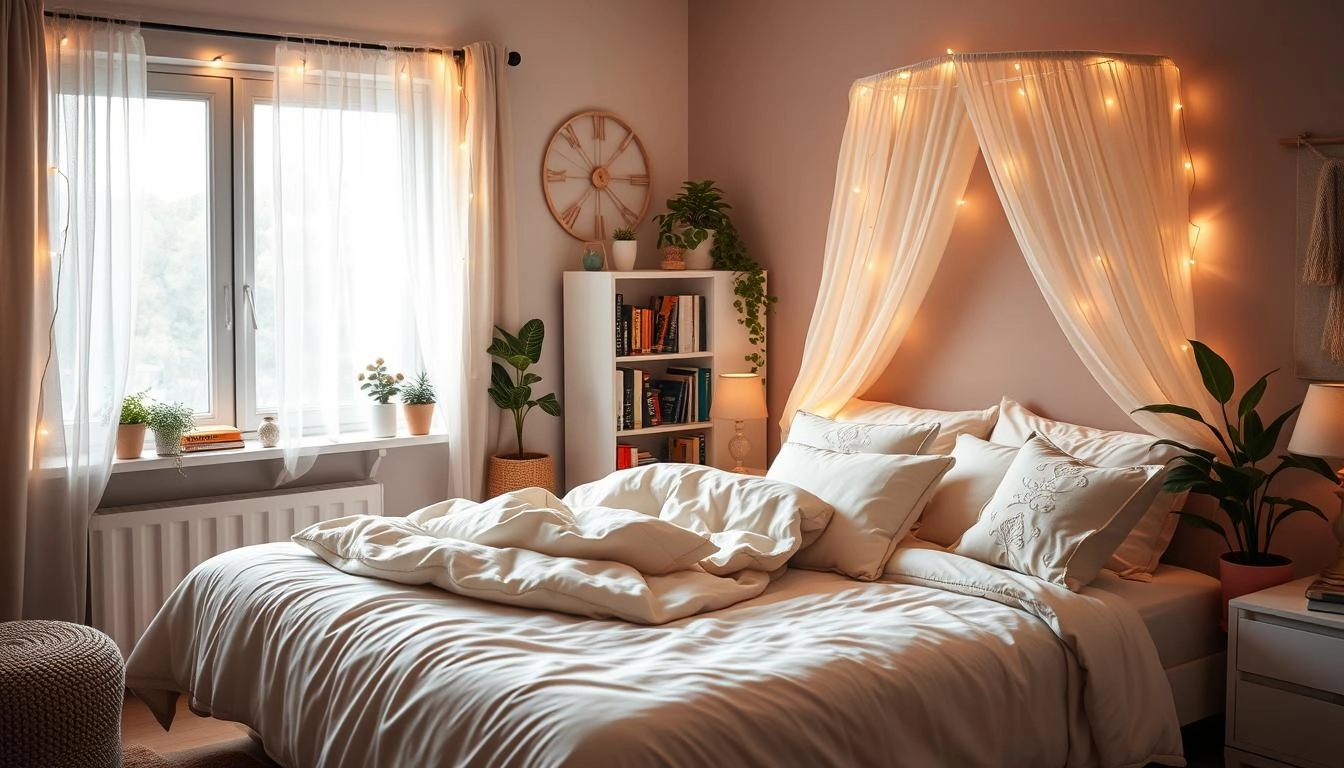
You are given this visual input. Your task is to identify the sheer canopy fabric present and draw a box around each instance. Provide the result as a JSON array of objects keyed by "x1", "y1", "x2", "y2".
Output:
[
  {"x1": 25, "y1": 18, "x2": 145, "y2": 621},
  {"x1": 785, "y1": 52, "x2": 1218, "y2": 450}
]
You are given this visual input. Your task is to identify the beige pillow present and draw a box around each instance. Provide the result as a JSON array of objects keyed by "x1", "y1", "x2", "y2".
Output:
[
  {"x1": 989, "y1": 397, "x2": 1183, "y2": 581},
  {"x1": 769, "y1": 442, "x2": 954, "y2": 581},
  {"x1": 952, "y1": 434, "x2": 1167, "y2": 591},
  {"x1": 836, "y1": 399, "x2": 999, "y2": 456},
  {"x1": 788, "y1": 410, "x2": 939, "y2": 455},
  {"x1": 916, "y1": 434, "x2": 1019, "y2": 547}
]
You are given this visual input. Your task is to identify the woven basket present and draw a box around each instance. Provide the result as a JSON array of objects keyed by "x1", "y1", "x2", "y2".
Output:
[{"x1": 487, "y1": 453, "x2": 555, "y2": 497}]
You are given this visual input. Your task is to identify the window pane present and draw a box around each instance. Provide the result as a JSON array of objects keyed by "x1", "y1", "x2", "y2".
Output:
[
  {"x1": 129, "y1": 96, "x2": 212, "y2": 413},
  {"x1": 253, "y1": 102, "x2": 278, "y2": 411}
]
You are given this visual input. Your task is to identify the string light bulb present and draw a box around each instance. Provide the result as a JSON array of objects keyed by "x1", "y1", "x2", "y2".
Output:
[
  {"x1": 946, "y1": 48, "x2": 954, "y2": 55},
  {"x1": 60, "y1": 35, "x2": 69, "y2": 47},
  {"x1": 210, "y1": 55, "x2": 223, "y2": 68}
]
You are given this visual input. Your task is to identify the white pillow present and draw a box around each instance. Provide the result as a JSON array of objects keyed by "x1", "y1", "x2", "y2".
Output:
[
  {"x1": 404, "y1": 488, "x2": 716, "y2": 575},
  {"x1": 989, "y1": 397, "x2": 1183, "y2": 581},
  {"x1": 836, "y1": 399, "x2": 999, "y2": 456},
  {"x1": 915, "y1": 434, "x2": 1019, "y2": 547},
  {"x1": 788, "y1": 410, "x2": 939, "y2": 455},
  {"x1": 769, "y1": 442, "x2": 955, "y2": 581},
  {"x1": 952, "y1": 434, "x2": 1167, "y2": 591}
]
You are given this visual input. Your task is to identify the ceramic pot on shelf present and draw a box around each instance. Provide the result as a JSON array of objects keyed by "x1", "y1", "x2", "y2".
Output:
[
  {"x1": 115, "y1": 423, "x2": 146, "y2": 460},
  {"x1": 258, "y1": 416, "x2": 281, "y2": 448},
  {"x1": 611, "y1": 240, "x2": 638, "y2": 271},
  {"x1": 683, "y1": 230, "x2": 715, "y2": 270},
  {"x1": 370, "y1": 402, "x2": 397, "y2": 438},
  {"x1": 403, "y1": 403, "x2": 435, "y2": 436},
  {"x1": 153, "y1": 429, "x2": 184, "y2": 457},
  {"x1": 1218, "y1": 552, "x2": 1295, "y2": 631}
]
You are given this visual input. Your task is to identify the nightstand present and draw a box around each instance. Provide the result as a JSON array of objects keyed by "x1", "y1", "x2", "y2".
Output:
[{"x1": 1226, "y1": 576, "x2": 1344, "y2": 767}]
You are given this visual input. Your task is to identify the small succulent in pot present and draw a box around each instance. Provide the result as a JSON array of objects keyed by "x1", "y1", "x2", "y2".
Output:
[
  {"x1": 612, "y1": 227, "x2": 636, "y2": 241},
  {"x1": 399, "y1": 371, "x2": 436, "y2": 405}
]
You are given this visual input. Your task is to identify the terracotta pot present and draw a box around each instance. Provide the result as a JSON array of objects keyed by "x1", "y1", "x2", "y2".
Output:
[
  {"x1": 486, "y1": 453, "x2": 555, "y2": 498},
  {"x1": 403, "y1": 403, "x2": 435, "y2": 436},
  {"x1": 115, "y1": 423, "x2": 146, "y2": 460},
  {"x1": 1219, "y1": 552, "x2": 1295, "y2": 631}
]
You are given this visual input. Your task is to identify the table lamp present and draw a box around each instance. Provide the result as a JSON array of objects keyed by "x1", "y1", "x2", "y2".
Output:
[
  {"x1": 710, "y1": 373, "x2": 768, "y2": 472},
  {"x1": 1286, "y1": 382, "x2": 1344, "y2": 584}
]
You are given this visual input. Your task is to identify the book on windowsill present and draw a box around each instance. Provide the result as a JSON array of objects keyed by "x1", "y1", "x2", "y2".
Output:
[
  {"x1": 1304, "y1": 578, "x2": 1344, "y2": 603},
  {"x1": 1306, "y1": 597, "x2": 1344, "y2": 615},
  {"x1": 181, "y1": 426, "x2": 244, "y2": 445},
  {"x1": 180, "y1": 440, "x2": 246, "y2": 452}
]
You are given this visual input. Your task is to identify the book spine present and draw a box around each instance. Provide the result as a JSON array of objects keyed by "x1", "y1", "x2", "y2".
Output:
[
  {"x1": 619, "y1": 367, "x2": 635, "y2": 430},
  {"x1": 1307, "y1": 598, "x2": 1344, "y2": 614},
  {"x1": 698, "y1": 295, "x2": 706, "y2": 351},
  {"x1": 615, "y1": 293, "x2": 624, "y2": 357},
  {"x1": 642, "y1": 371, "x2": 658, "y2": 427}
]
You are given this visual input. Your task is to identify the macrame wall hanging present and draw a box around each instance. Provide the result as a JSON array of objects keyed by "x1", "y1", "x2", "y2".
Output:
[{"x1": 1292, "y1": 134, "x2": 1344, "y2": 378}]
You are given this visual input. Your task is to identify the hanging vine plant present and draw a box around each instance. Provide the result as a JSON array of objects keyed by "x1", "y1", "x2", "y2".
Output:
[{"x1": 653, "y1": 180, "x2": 776, "y2": 372}]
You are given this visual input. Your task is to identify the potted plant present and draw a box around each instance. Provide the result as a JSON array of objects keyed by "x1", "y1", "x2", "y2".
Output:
[
  {"x1": 116, "y1": 390, "x2": 151, "y2": 460},
  {"x1": 1134, "y1": 340, "x2": 1338, "y2": 627},
  {"x1": 358, "y1": 357, "x2": 402, "y2": 438},
  {"x1": 654, "y1": 180, "x2": 728, "y2": 270},
  {"x1": 399, "y1": 371, "x2": 436, "y2": 436},
  {"x1": 611, "y1": 227, "x2": 638, "y2": 271},
  {"x1": 487, "y1": 318, "x2": 562, "y2": 496},
  {"x1": 146, "y1": 400, "x2": 195, "y2": 472}
]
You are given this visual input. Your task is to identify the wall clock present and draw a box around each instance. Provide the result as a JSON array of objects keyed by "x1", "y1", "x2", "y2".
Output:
[{"x1": 542, "y1": 110, "x2": 651, "y2": 241}]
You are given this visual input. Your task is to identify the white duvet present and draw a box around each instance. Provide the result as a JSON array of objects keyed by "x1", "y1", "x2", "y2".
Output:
[{"x1": 126, "y1": 465, "x2": 1185, "y2": 768}]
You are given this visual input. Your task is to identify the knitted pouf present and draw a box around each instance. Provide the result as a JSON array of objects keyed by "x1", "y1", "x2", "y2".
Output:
[{"x1": 0, "y1": 620, "x2": 125, "y2": 768}]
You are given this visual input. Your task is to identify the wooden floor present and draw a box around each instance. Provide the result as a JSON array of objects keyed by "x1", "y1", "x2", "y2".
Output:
[{"x1": 122, "y1": 692, "x2": 251, "y2": 753}]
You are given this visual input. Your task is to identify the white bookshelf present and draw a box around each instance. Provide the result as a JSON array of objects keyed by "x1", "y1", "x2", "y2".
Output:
[{"x1": 562, "y1": 270, "x2": 766, "y2": 491}]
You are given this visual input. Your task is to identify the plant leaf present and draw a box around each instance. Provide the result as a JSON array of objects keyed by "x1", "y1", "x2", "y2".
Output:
[
  {"x1": 517, "y1": 319, "x2": 545, "y2": 364},
  {"x1": 1277, "y1": 452, "x2": 1341, "y2": 483},
  {"x1": 1151, "y1": 438, "x2": 1213, "y2": 462},
  {"x1": 1238, "y1": 372, "x2": 1272, "y2": 420},
  {"x1": 1246, "y1": 405, "x2": 1299, "y2": 464},
  {"x1": 535, "y1": 393, "x2": 562, "y2": 417},
  {"x1": 1132, "y1": 403, "x2": 1209, "y2": 423},
  {"x1": 1191, "y1": 339, "x2": 1235, "y2": 404}
]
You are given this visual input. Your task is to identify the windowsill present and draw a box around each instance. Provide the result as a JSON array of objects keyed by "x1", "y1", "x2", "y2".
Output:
[{"x1": 110, "y1": 431, "x2": 448, "y2": 474}]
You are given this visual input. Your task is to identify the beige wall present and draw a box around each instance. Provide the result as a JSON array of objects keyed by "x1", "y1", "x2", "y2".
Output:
[
  {"x1": 687, "y1": 0, "x2": 1344, "y2": 574},
  {"x1": 86, "y1": 0, "x2": 689, "y2": 512}
]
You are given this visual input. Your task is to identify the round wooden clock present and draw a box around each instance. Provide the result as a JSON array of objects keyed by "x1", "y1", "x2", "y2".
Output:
[{"x1": 542, "y1": 110, "x2": 651, "y2": 241}]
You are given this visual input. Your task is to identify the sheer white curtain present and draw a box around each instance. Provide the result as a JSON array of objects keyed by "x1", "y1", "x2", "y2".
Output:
[
  {"x1": 23, "y1": 17, "x2": 145, "y2": 621},
  {"x1": 782, "y1": 61, "x2": 979, "y2": 431},
  {"x1": 956, "y1": 53, "x2": 1217, "y2": 448}
]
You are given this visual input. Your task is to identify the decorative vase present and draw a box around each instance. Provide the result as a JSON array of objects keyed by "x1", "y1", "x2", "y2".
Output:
[
  {"x1": 486, "y1": 453, "x2": 555, "y2": 498},
  {"x1": 684, "y1": 230, "x2": 715, "y2": 270},
  {"x1": 115, "y1": 423, "x2": 146, "y2": 460},
  {"x1": 1218, "y1": 553, "x2": 1295, "y2": 631},
  {"x1": 153, "y1": 429, "x2": 183, "y2": 457},
  {"x1": 370, "y1": 402, "x2": 397, "y2": 438},
  {"x1": 403, "y1": 403, "x2": 435, "y2": 436},
  {"x1": 258, "y1": 416, "x2": 281, "y2": 448},
  {"x1": 660, "y1": 246, "x2": 686, "y2": 271},
  {"x1": 611, "y1": 240, "x2": 638, "y2": 271},
  {"x1": 582, "y1": 249, "x2": 603, "y2": 271}
]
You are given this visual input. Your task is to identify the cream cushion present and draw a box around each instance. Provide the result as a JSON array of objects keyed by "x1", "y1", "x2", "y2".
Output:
[
  {"x1": 788, "y1": 410, "x2": 939, "y2": 455},
  {"x1": 989, "y1": 397, "x2": 1183, "y2": 580},
  {"x1": 953, "y1": 434, "x2": 1167, "y2": 591},
  {"x1": 770, "y1": 443, "x2": 955, "y2": 581},
  {"x1": 916, "y1": 434, "x2": 1020, "y2": 547},
  {"x1": 835, "y1": 399, "x2": 999, "y2": 456}
]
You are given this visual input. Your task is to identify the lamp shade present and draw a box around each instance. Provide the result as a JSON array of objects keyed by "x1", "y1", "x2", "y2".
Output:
[
  {"x1": 1287, "y1": 383, "x2": 1344, "y2": 458},
  {"x1": 710, "y1": 373, "x2": 768, "y2": 421}
]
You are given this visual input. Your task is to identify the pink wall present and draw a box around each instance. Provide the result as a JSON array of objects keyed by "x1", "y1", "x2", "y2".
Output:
[{"x1": 688, "y1": 0, "x2": 1344, "y2": 574}]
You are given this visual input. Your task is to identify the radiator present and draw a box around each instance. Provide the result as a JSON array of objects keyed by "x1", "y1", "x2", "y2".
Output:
[{"x1": 90, "y1": 480, "x2": 383, "y2": 656}]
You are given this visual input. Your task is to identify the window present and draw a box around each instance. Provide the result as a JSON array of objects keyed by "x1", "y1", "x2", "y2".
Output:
[{"x1": 130, "y1": 65, "x2": 422, "y2": 431}]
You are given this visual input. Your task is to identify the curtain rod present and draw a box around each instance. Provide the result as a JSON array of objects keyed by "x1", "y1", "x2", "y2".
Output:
[
  {"x1": 43, "y1": 11, "x2": 522, "y2": 66},
  {"x1": 1280, "y1": 133, "x2": 1344, "y2": 147}
]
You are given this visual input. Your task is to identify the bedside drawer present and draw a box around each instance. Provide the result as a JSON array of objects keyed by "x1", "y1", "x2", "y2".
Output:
[
  {"x1": 1237, "y1": 614, "x2": 1344, "y2": 696},
  {"x1": 1233, "y1": 680, "x2": 1344, "y2": 767}
]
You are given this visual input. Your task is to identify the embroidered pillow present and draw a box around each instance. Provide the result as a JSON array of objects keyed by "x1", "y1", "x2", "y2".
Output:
[
  {"x1": 952, "y1": 434, "x2": 1167, "y2": 591},
  {"x1": 835, "y1": 399, "x2": 999, "y2": 456},
  {"x1": 914, "y1": 434, "x2": 1020, "y2": 548},
  {"x1": 989, "y1": 397, "x2": 1184, "y2": 581},
  {"x1": 769, "y1": 442, "x2": 955, "y2": 580},
  {"x1": 788, "y1": 410, "x2": 940, "y2": 455}
]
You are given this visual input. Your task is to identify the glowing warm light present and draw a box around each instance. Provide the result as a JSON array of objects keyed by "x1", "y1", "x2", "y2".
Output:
[
  {"x1": 1014, "y1": 63, "x2": 1021, "y2": 71},
  {"x1": 460, "y1": 142, "x2": 468, "y2": 152},
  {"x1": 852, "y1": 186, "x2": 861, "y2": 195},
  {"x1": 898, "y1": 71, "x2": 911, "y2": 80},
  {"x1": 1184, "y1": 161, "x2": 1193, "y2": 170},
  {"x1": 1095, "y1": 255, "x2": 1104, "y2": 263},
  {"x1": 1105, "y1": 98, "x2": 1116, "y2": 108},
  {"x1": 1188, "y1": 257, "x2": 1197, "y2": 265},
  {"x1": 956, "y1": 199, "x2": 966, "y2": 206},
  {"x1": 1180, "y1": 343, "x2": 1190, "y2": 352},
  {"x1": 1018, "y1": 87, "x2": 1027, "y2": 96},
  {"x1": 1174, "y1": 103, "x2": 1183, "y2": 110},
  {"x1": 946, "y1": 48, "x2": 954, "y2": 55},
  {"x1": 60, "y1": 36, "x2": 69, "y2": 47}
]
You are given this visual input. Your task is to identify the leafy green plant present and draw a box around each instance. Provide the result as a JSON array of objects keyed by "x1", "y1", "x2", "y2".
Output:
[
  {"x1": 399, "y1": 371, "x2": 436, "y2": 405},
  {"x1": 357, "y1": 357, "x2": 403, "y2": 404},
  {"x1": 488, "y1": 319, "x2": 562, "y2": 458},
  {"x1": 654, "y1": 180, "x2": 728, "y2": 250},
  {"x1": 120, "y1": 390, "x2": 151, "y2": 425},
  {"x1": 1133, "y1": 340, "x2": 1338, "y2": 564},
  {"x1": 612, "y1": 227, "x2": 636, "y2": 241},
  {"x1": 146, "y1": 401, "x2": 195, "y2": 437}
]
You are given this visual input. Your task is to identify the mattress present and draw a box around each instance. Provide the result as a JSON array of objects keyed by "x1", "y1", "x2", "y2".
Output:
[{"x1": 1090, "y1": 564, "x2": 1223, "y2": 670}]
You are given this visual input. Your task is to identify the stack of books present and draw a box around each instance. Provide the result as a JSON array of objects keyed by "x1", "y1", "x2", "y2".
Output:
[
  {"x1": 1305, "y1": 578, "x2": 1344, "y2": 614},
  {"x1": 181, "y1": 425, "x2": 245, "y2": 452}
]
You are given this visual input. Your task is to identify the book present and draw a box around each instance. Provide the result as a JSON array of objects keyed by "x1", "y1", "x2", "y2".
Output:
[
  {"x1": 180, "y1": 440, "x2": 246, "y2": 452},
  {"x1": 1304, "y1": 578, "x2": 1344, "y2": 603},
  {"x1": 181, "y1": 426, "x2": 243, "y2": 445},
  {"x1": 642, "y1": 371, "x2": 660, "y2": 427},
  {"x1": 617, "y1": 367, "x2": 635, "y2": 430},
  {"x1": 1307, "y1": 597, "x2": 1344, "y2": 614},
  {"x1": 616, "y1": 443, "x2": 637, "y2": 470},
  {"x1": 654, "y1": 295, "x2": 678, "y2": 353},
  {"x1": 615, "y1": 293, "x2": 625, "y2": 357}
]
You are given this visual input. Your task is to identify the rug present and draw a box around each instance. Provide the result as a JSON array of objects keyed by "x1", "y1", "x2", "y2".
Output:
[{"x1": 123, "y1": 738, "x2": 280, "y2": 768}]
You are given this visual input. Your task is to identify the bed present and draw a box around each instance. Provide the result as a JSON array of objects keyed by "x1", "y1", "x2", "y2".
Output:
[{"x1": 126, "y1": 403, "x2": 1219, "y2": 767}]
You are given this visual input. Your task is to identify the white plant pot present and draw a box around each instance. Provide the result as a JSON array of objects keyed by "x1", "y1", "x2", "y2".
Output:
[
  {"x1": 611, "y1": 240, "x2": 638, "y2": 271},
  {"x1": 684, "y1": 230, "x2": 715, "y2": 270},
  {"x1": 371, "y1": 402, "x2": 397, "y2": 438},
  {"x1": 153, "y1": 430, "x2": 182, "y2": 457}
]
